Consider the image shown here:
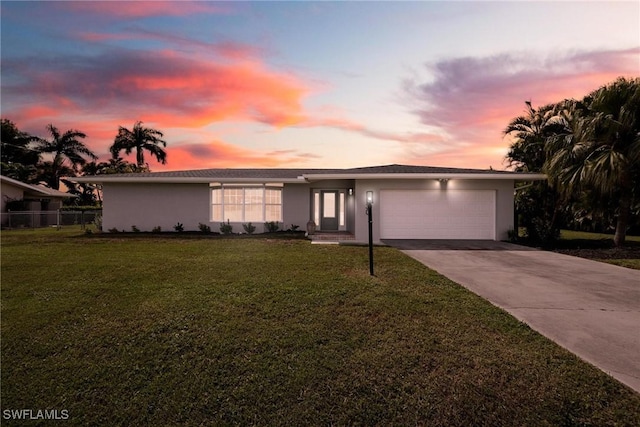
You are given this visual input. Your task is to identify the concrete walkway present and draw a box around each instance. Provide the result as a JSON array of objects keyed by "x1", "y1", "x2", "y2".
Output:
[{"x1": 384, "y1": 240, "x2": 640, "y2": 394}]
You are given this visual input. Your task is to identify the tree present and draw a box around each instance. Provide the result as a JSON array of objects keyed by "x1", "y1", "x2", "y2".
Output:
[
  {"x1": 95, "y1": 157, "x2": 149, "y2": 174},
  {"x1": 34, "y1": 124, "x2": 97, "y2": 189},
  {"x1": 504, "y1": 101, "x2": 564, "y2": 172},
  {"x1": 0, "y1": 119, "x2": 41, "y2": 182},
  {"x1": 110, "y1": 121, "x2": 167, "y2": 168},
  {"x1": 545, "y1": 77, "x2": 640, "y2": 246},
  {"x1": 504, "y1": 102, "x2": 565, "y2": 244}
]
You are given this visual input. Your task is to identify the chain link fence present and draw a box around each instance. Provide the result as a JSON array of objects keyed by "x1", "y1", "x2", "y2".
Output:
[{"x1": 1, "y1": 210, "x2": 102, "y2": 229}]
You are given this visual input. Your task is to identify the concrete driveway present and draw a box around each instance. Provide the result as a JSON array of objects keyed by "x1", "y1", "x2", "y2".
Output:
[{"x1": 384, "y1": 239, "x2": 640, "y2": 394}]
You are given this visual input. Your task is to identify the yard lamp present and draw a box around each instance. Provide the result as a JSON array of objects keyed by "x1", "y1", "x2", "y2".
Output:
[{"x1": 366, "y1": 191, "x2": 374, "y2": 276}]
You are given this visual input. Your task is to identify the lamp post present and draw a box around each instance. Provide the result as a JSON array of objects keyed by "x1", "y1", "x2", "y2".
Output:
[{"x1": 366, "y1": 191, "x2": 374, "y2": 276}]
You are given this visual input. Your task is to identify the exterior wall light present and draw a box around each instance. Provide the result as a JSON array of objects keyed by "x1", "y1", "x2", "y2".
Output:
[{"x1": 366, "y1": 191, "x2": 374, "y2": 205}]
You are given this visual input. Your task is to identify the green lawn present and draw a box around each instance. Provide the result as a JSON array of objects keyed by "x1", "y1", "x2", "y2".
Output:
[
  {"x1": 558, "y1": 230, "x2": 640, "y2": 270},
  {"x1": 2, "y1": 228, "x2": 639, "y2": 425},
  {"x1": 560, "y1": 229, "x2": 640, "y2": 243}
]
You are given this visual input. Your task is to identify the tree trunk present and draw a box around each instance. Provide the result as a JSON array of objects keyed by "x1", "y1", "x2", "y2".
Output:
[
  {"x1": 613, "y1": 190, "x2": 631, "y2": 247},
  {"x1": 136, "y1": 147, "x2": 145, "y2": 167}
]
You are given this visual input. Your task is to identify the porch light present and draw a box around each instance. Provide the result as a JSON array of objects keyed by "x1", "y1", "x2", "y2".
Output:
[
  {"x1": 366, "y1": 191, "x2": 374, "y2": 205},
  {"x1": 348, "y1": 188, "x2": 353, "y2": 196}
]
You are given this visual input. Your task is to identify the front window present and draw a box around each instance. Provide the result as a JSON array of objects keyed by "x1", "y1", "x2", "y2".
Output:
[
  {"x1": 265, "y1": 188, "x2": 282, "y2": 222},
  {"x1": 211, "y1": 185, "x2": 282, "y2": 222}
]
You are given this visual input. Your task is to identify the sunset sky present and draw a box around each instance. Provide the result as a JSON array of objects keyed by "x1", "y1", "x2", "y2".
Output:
[{"x1": 1, "y1": 1, "x2": 638, "y2": 171}]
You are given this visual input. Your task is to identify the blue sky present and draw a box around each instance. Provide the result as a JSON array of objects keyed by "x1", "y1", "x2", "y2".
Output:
[{"x1": 1, "y1": 1, "x2": 638, "y2": 171}]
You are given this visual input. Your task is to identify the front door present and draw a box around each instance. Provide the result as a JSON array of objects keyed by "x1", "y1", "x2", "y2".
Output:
[{"x1": 320, "y1": 190, "x2": 339, "y2": 230}]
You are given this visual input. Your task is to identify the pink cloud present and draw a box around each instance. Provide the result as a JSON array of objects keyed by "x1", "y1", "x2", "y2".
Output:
[
  {"x1": 3, "y1": 49, "x2": 310, "y2": 129},
  {"x1": 59, "y1": 1, "x2": 225, "y2": 19},
  {"x1": 77, "y1": 29, "x2": 265, "y2": 60},
  {"x1": 300, "y1": 116, "x2": 444, "y2": 146},
  {"x1": 4, "y1": 39, "x2": 421, "y2": 170},
  {"x1": 78, "y1": 32, "x2": 134, "y2": 43},
  {"x1": 160, "y1": 142, "x2": 323, "y2": 170},
  {"x1": 403, "y1": 47, "x2": 640, "y2": 169}
]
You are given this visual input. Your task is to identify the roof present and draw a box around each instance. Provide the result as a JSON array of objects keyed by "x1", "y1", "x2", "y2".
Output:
[
  {"x1": 70, "y1": 164, "x2": 546, "y2": 184},
  {"x1": 1, "y1": 175, "x2": 76, "y2": 198}
]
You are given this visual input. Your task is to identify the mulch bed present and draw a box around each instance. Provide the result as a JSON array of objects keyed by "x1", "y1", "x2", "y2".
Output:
[
  {"x1": 550, "y1": 238, "x2": 640, "y2": 261},
  {"x1": 554, "y1": 246, "x2": 640, "y2": 260}
]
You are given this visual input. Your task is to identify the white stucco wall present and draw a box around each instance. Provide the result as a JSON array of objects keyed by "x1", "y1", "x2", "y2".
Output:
[
  {"x1": 353, "y1": 179, "x2": 515, "y2": 243},
  {"x1": 101, "y1": 178, "x2": 515, "y2": 238},
  {"x1": 282, "y1": 184, "x2": 310, "y2": 230},
  {"x1": 102, "y1": 183, "x2": 210, "y2": 232},
  {"x1": 0, "y1": 181, "x2": 24, "y2": 213}
]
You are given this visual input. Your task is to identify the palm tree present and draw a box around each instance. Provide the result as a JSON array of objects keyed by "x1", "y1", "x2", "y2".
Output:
[
  {"x1": 504, "y1": 101, "x2": 566, "y2": 244},
  {"x1": 545, "y1": 77, "x2": 640, "y2": 246},
  {"x1": 504, "y1": 101, "x2": 568, "y2": 172},
  {"x1": 34, "y1": 124, "x2": 97, "y2": 189},
  {"x1": 110, "y1": 121, "x2": 167, "y2": 168}
]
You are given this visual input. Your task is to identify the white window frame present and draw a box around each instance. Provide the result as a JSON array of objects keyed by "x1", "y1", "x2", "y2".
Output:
[{"x1": 211, "y1": 184, "x2": 283, "y2": 223}]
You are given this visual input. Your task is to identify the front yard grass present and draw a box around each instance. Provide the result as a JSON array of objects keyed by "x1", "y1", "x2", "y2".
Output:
[
  {"x1": 2, "y1": 229, "x2": 640, "y2": 425},
  {"x1": 556, "y1": 230, "x2": 640, "y2": 270}
]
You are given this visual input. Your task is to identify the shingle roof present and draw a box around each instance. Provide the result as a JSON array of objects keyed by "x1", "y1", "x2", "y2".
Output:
[
  {"x1": 339, "y1": 164, "x2": 514, "y2": 175},
  {"x1": 94, "y1": 168, "x2": 344, "y2": 179},
  {"x1": 71, "y1": 164, "x2": 545, "y2": 183},
  {"x1": 1, "y1": 175, "x2": 76, "y2": 198},
  {"x1": 83, "y1": 164, "x2": 515, "y2": 179}
]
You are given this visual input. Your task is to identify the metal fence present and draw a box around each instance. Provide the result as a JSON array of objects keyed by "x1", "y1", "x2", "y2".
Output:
[{"x1": 1, "y1": 210, "x2": 102, "y2": 229}]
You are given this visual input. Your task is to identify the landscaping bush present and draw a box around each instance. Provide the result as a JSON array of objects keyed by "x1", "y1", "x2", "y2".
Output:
[
  {"x1": 242, "y1": 222, "x2": 256, "y2": 234},
  {"x1": 220, "y1": 220, "x2": 233, "y2": 234},
  {"x1": 93, "y1": 213, "x2": 102, "y2": 232},
  {"x1": 174, "y1": 222, "x2": 184, "y2": 232},
  {"x1": 198, "y1": 223, "x2": 211, "y2": 234},
  {"x1": 264, "y1": 221, "x2": 280, "y2": 232}
]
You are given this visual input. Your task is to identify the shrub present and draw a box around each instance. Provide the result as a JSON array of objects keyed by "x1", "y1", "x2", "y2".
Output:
[
  {"x1": 220, "y1": 220, "x2": 233, "y2": 235},
  {"x1": 198, "y1": 223, "x2": 211, "y2": 234},
  {"x1": 526, "y1": 217, "x2": 560, "y2": 248},
  {"x1": 264, "y1": 221, "x2": 280, "y2": 233},
  {"x1": 59, "y1": 206, "x2": 102, "y2": 212},
  {"x1": 131, "y1": 225, "x2": 140, "y2": 233},
  {"x1": 288, "y1": 224, "x2": 300, "y2": 232},
  {"x1": 108, "y1": 227, "x2": 119, "y2": 233},
  {"x1": 93, "y1": 213, "x2": 102, "y2": 231},
  {"x1": 174, "y1": 222, "x2": 184, "y2": 232},
  {"x1": 152, "y1": 226, "x2": 162, "y2": 233},
  {"x1": 242, "y1": 222, "x2": 256, "y2": 234}
]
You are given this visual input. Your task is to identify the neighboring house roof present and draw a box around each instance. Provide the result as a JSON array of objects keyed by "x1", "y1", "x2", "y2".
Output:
[
  {"x1": 0, "y1": 175, "x2": 76, "y2": 198},
  {"x1": 70, "y1": 164, "x2": 546, "y2": 184}
]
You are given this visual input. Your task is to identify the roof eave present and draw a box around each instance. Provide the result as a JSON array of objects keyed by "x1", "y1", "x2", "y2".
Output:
[
  {"x1": 1, "y1": 175, "x2": 76, "y2": 197},
  {"x1": 70, "y1": 176, "x2": 307, "y2": 184},
  {"x1": 70, "y1": 172, "x2": 547, "y2": 184},
  {"x1": 23, "y1": 191, "x2": 78, "y2": 198},
  {"x1": 302, "y1": 173, "x2": 547, "y2": 181}
]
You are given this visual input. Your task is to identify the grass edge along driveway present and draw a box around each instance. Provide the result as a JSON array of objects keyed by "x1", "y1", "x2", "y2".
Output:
[{"x1": 2, "y1": 229, "x2": 640, "y2": 426}]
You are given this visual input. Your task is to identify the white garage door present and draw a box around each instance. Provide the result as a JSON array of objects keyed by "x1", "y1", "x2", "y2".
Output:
[{"x1": 380, "y1": 190, "x2": 496, "y2": 239}]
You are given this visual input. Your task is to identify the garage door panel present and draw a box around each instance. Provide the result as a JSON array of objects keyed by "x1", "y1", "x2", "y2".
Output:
[{"x1": 380, "y1": 190, "x2": 495, "y2": 239}]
